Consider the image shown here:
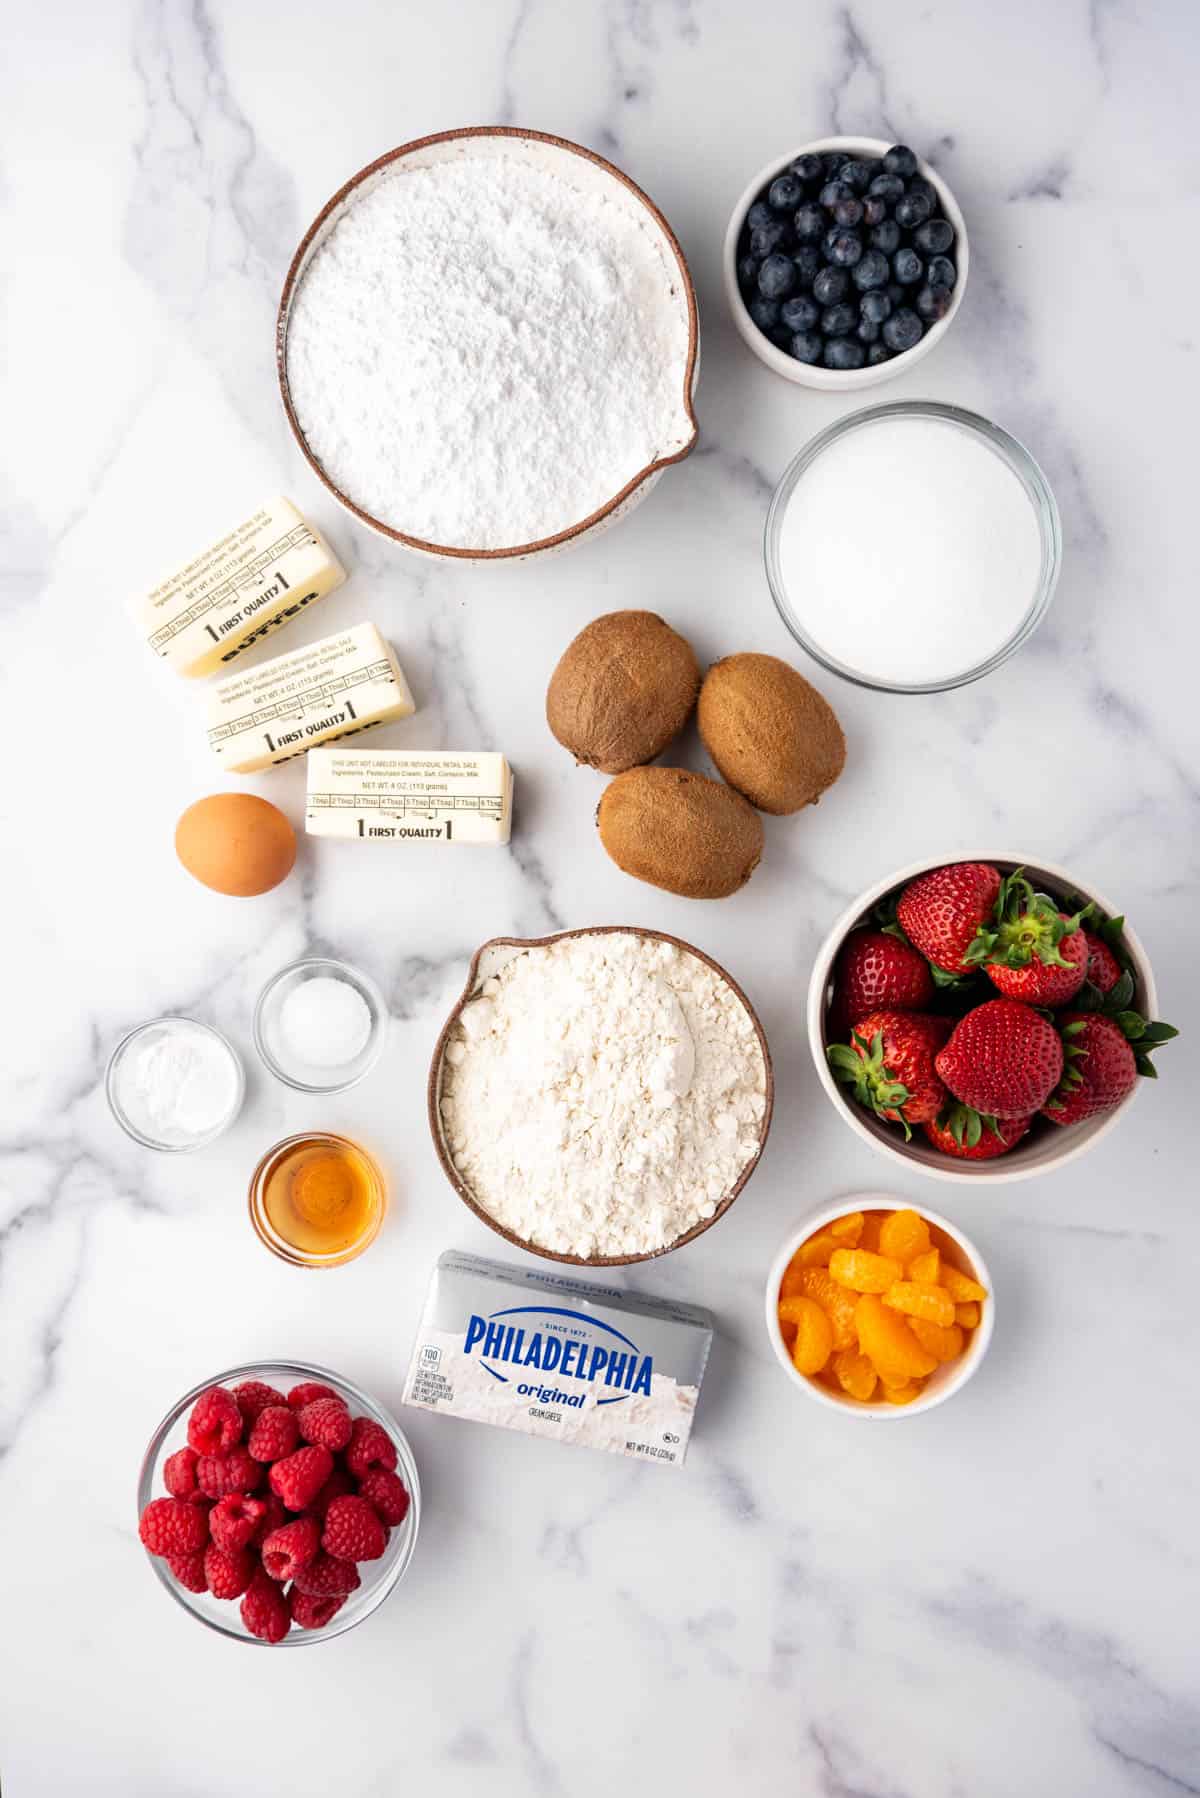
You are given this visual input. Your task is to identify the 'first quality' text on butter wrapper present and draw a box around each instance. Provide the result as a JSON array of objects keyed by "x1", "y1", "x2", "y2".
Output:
[{"x1": 403, "y1": 1251, "x2": 714, "y2": 1469}]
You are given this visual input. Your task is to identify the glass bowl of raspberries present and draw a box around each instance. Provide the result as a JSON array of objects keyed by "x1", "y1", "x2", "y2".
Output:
[
  {"x1": 136, "y1": 1362, "x2": 420, "y2": 1644},
  {"x1": 807, "y1": 855, "x2": 1173, "y2": 1183}
]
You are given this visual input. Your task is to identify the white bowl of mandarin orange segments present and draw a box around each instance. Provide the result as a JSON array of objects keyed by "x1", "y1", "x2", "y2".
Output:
[
  {"x1": 766, "y1": 1199, "x2": 993, "y2": 1416},
  {"x1": 807, "y1": 855, "x2": 1176, "y2": 1184}
]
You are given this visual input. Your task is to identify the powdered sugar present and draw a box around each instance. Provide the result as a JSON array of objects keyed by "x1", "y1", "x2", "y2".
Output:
[
  {"x1": 285, "y1": 147, "x2": 692, "y2": 549},
  {"x1": 438, "y1": 933, "x2": 768, "y2": 1259}
]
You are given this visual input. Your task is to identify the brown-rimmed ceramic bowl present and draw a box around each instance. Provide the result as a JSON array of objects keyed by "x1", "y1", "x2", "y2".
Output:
[
  {"x1": 277, "y1": 127, "x2": 700, "y2": 563},
  {"x1": 428, "y1": 926, "x2": 774, "y2": 1264}
]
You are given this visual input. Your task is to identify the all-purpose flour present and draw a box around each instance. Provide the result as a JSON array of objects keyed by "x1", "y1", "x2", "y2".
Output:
[
  {"x1": 439, "y1": 934, "x2": 768, "y2": 1259},
  {"x1": 285, "y1": 150, "x2": 691, "y2": 549}
]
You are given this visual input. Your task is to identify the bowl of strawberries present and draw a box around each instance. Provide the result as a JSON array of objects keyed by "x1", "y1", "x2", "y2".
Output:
[
  {"x1": 808, "y1": 856, "x2": 1176, "y2": 1181},
  {"x1": 136, "y1": 1362, "x2": 420, "y2": 1644}
]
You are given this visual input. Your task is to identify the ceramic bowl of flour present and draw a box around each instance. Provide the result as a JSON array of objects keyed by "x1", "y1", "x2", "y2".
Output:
[
  {"x1": 278, "y1": 128, "x2": 699, "y2": 563},
  {"x1": 428, "y1": 927, "x2": 774, "y2": 1266}
]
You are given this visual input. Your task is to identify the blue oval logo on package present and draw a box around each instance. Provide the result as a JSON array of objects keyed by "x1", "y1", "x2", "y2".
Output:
[{"x1": 464, "y1": 1305, "x2": 653, "y2": 1408}]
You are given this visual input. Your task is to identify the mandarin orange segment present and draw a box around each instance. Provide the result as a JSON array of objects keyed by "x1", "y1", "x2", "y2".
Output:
[
  {"x1": 797, "y1": 1227, "x2": 844, "y2": 1268},
  {"x1": 831, "y1": 1347, "x2": 878, "y2": 1402},
  {"x1": 828, "y1": 1248, "x2": 904, "y2": 1293},
  {"x1": 908, "y1": 1248, "x2": 940, "y2": 1284},
  {"x1": 879, "y1": 1208, "x2": 932, "y2": 1264},
  {"x1": 787, "y1": 1297, "x2": 834, "y2": 1375},
  {"x1": 790, "y1": 1267, "x2": 858, "y2": 1350},
  {"x1": 855, "y1": 1294, "x2": 938, "y2": 1382},
  {"x1": 857, "y1": 1213, "x2": 883, "y2": 1252},
  {"x1": 939, "y1": 1265, "x2": 988, "y2": 1304},
  {"x1": 779, "y1": 1252, "x2": 808, "y2": 1302},
  {"x1": 829, "y1": 1211, "x2": 865, "y2": 1243},
  {"x1": 907, "y1": 1317, "x2": 965, "y2": 1363},
  {"x1": 955, "y1": 1301, "x2": 981, "y2": 1329},
  {"x1": 882, "y1": 1380, "x2": 924, "y2": 1405},
  {"x1": 884, "y1": 1281, "x2": 956, "y2": 1326}
]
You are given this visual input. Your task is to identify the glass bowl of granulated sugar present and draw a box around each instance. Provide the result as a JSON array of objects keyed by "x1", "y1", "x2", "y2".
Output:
[{"x1": 278, "y1": 128, "x2": 699, "y2": 564}]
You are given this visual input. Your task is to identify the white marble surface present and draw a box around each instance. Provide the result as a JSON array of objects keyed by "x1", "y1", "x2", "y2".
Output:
[{"x1": 3, "y1": 2, "x2": 1199, "y2": 1792}]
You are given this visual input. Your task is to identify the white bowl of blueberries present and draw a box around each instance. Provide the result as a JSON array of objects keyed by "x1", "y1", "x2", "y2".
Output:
[{"x1": 724, "y1": 137, "x2": 968, "y2": 388}]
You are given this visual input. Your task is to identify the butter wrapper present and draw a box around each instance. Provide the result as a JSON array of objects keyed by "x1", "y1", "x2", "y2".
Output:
[{"x1": 403, "y1": 1251, "x2": 713, "y2": 1469}]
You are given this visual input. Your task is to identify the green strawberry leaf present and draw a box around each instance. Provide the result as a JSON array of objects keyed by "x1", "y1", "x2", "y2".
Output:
[
  {"x1": 929, "y1": 963, "x2": 981, "y2": 991},
  {"x1": 1072, "y1": 981, "x2": 1104, "y2": 1014},
  {"x1": 1135, "y1": 1053, "x2": 1158, "y2": 1079},
  {"x1": 1107, "y1": 969, "x2": 1136, "y2": 1011},
  {"x1": 1139, "y1": 1022, "x2": 1180, "y2": 1045},
  {"x1": 1115, "y1": 1011, "x2": 1146, "y2": 1040}
]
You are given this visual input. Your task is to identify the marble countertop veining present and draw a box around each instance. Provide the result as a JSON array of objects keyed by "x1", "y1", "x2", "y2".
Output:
[{"x1": 2, "y1": 1, "x2": 1199, "y2": 1793}]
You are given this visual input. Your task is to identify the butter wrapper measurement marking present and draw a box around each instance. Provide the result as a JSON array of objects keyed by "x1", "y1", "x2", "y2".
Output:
[{"x1": 306, "y1": 750, "x2": 513, "y2": 845}]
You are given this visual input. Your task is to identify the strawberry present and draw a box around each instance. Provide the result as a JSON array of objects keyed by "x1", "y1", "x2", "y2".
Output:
[
  {"x1": 923, "y1": 1105, "x2": 1033, "y2": 1160},
  {"x1": 827, "y1": 929, "x2": 934, "y2": 1038},
  {"x1": 934, "y1": 999, "x2": 1064, "y2": 1118},
  {"x1": 827, "y1": 1011, "x2": 950, "y2": 1138},
  {"x1": 1043, "y1": 1007, "x2": 1177, "y2": 1124},
  {"x1": 896, "y1": 862, "x2": 1001, "y2": 974},
  {"x1": 1082, "y1": 927, "x2": 1122, "y2": 996},
  {"x1": 971, "y1": 871, "x2": 1090, "y2": 1004},
  {"x1": 985, "y1": 917, "x2": 1088, "y2": 1005}
]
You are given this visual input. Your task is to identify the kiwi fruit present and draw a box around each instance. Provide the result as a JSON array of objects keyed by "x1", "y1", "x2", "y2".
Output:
[
  {"x1": 547, "y1": 610, "x2": 701, "y2": 774},
  {"x1": 697, "y1": 652, "x2": 846, "y2": 814},
  {"x1": 597, "y1": 766, "x2": 764, "y2": 899}
]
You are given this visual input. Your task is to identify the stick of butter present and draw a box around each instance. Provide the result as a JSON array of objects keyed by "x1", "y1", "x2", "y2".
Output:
[
  {"x1": 205, "y1": 623, "x2": 415, "y2": 773},
  {"x1": 132, "y1": 497, "x2": 346, "y2": 678},
  {"x1": 306, "y1": 749, "x2": 513, "y2": 845}
]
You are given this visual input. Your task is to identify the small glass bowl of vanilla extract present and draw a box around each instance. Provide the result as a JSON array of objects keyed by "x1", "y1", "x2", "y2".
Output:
[{"x1": 248, "y1": 1132, "x2": 386, "y2": 1267}]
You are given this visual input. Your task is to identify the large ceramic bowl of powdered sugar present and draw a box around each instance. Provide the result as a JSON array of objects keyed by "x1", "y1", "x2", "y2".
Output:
[
  {"x1": 429, "y1": 928, "x2": 774, "y2": 1265},
  {"x1": 278, "y1": 128, "x2": 699, "y2": 563}
]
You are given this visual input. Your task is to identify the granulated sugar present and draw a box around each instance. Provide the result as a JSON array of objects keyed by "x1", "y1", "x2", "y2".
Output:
[{"x1": 285, "y1": 150, "x2": 691, "y2": 550}]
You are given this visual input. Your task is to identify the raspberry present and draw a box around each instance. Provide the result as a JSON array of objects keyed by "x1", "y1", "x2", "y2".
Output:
[
  {"x1": 209, "y1": 1493, "x2": 268, "y2": 1554},
  {"x1": 167, "y1": 1549, "x2": 208, "y2": 1592},
  {"x1": 322, "y1": 1494, "x2": 388, "y2": 1562},
  {"x1": 196, "y1": 1448, "x2": 263, "y2": 1500},
  {"x1": 247, "y1": 1405, "x2": 299, "y2": 1463},
  {"x1": 232, "y1": 1379, "x2": 288, "y2": 1426},
  {"x1": 309, "y1": 1465, "x2": 355, "y2": 1521},
  {"x1": 289, "y1": 1587, "x2": 347, "y2": 1630},
  {"x1": 186, "y1": 1385, "x2": 243, "y2": 1456},
  {"x1": 269, "y1": 1445, "x2": 333, "y2": 1511},
  {"x1": 358, "y1": 1467, "x2": 411, "y2": 1528},
  {"x1": 297, "y1": 1396, "x2": 352, "y2": 1453},
  {"x1": 163, "y1": 1446, "x2": 203, "y2": 1502},
  {"x1": 204, "y1": 1542, "x2": 255, "y2": 1600},
  {"x1": 139, "y1": 1496, "x2": 209, "y2": 1557},
  {"x1": 240, "y1": 1567, "x2": 290, "y2": 1643},
  {"x1": 287, "y1": 1381, "x2": 337, "y2": 1411},
  {"x1": 249, "y1": 1492, "x2": 288, "y2": 1548},
  {"x1": 345, "y1": 1416, "x2": 397, "y2": 1480},
  {"x1": 261, "y1": 1515, "x2": 321, "y2": 1582},
  {"x1": 291, "y1": 1552, "x2": 361, "y2": 1598}
]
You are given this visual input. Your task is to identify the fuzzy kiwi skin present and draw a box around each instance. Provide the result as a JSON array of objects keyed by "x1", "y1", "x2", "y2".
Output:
[
  {"x1": 697, "y1": 653, "x2": 846, "y2": 815},
  {"x1": 597, "y1": 766, "x2": 764, "y2": 899},
  {"x1": 546, "y1": 610, "x2": 701, "y2": 774}
]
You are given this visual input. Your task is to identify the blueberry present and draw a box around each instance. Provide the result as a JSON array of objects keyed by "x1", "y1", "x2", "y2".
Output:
[
  {"x1": 862, "y1": 194, "x2": 888, "y2": 227},
  {"x1": 768, "y1": 324, "x2": 794, "y2": 349},
  {"x1": 821, "y1": 150, "x2": 848, "y2": 175},
  {"x1": 769, "y1": 173, "x2": 804, "y2": 212},
  {"x1": 793, "y1": 203, "x2": 826, "y2": 242},
  {"x1": 867, "y1": 342, "x2": 893, "y2": 365},
  {"x1": 812, "y1": 265, "x2": 849, "y2": 305},
  {"x1": 883, "y1": 144, "x2": 919, "y2": 179},
  {"x1": 905, "y1": 174, "x2": 937, "y2": 205},
  {"x1": 868, "y1": 172, "x2": 905, "y2": 203},
  {"x1": 737, "y1": 254, "x2": 759, "y2": 293},
  {"x1": 882, "y1": 307, "x2": 924, "y2": 352},
  {"x1": 852, "y1": 249, "x2": 890, "y2": 291},
  {"x1": 750, "y1": 221, "x2": 789, "y2": 259},
  {"x1": 857, "y1": 318, "x2": 880, "y2": 344},
  {"x1": 926, "y1": 254, "x2": 957, "y2": 290},
  {"x1": 892, "y1": 246, "x2": 924, "y2": 285},
  {"x1": 788, "y1": 330, "x2": 824, "y2": 365},
  {"x1": 914, "y1": 217, "x2": 955, "y2": 256},
  {"x1": 746, "y1": 200, "x2": 774, "y2": 232},
  {"x1": 886, "y1": 281, "x2": 906, "y2": 307},
  {"x1": 915, "y1": 284, "x2": 953, "y2": 322},
  {"x1": 780, "y1": 293, "x2": 820, "y2": 332},
  {"x1": 758, "y1": 253, "x2": 797, "y2": 299},
  {"x1": 792, "y1": 244, "x2": 823, "y2": 286},
  {"x1": 895, "y1": 190, "x2": 934, "y2": 229},
  {"x1": 869, "y1": 219, "x2": 901, "y2": 255},
  {"x1": 747, "y1": 295, "x2": 781, "y2": 335},
  {"x1": 789, "y1": 153, "x2": 825, "y2": 186},
  {"x1": 860, "y1": 288, "x2": 892, "y2": 324},
  {"x1": 823, "y1": 337, "x2": 867, "y2": 370},
  {"x1": 824, "y1": 228, "x2": 863, "y2": 267},
  {"x1": 833, "y1": 196, "x2": 864, "y2": 228},
  {"x1": 837, "y1": 158, "x2": 875, "y2": 194},
  {"x1": 822, "y1": 301, "x2": 857, "y2": 337},
  {"x1": 819, "y1": 180, "x2": 851, "y2": 211}
]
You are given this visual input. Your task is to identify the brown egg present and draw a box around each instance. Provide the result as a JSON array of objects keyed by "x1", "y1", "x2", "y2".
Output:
[{"x1": 175, "y1": 794, "x2": 296, "y2": 897}]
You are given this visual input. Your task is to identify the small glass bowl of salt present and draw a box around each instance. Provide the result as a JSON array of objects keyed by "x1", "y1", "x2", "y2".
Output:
[
  {"x1": 106, "y1": 1018, "x2": 245, "y2": 1152},
  {"x1": 254, "y1": 957, "x2": 387, "y2": 1095}
]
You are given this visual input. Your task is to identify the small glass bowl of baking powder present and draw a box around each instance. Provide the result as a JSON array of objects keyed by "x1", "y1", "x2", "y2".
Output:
[
  {"x1": 253, "y1": 956, "x2": 388, "y2": 1095},
  {"x1": 106, "y1": 1018, "x2": 245, "y2": 1152}
]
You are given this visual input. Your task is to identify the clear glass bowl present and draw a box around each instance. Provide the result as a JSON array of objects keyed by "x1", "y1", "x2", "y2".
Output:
[
  {"x1": 253, "y1": 956, "x2": 387, "y2": 1094},
  {"x1": 137, "y1": 1360, "x2": 420, "y2": 1645},
  {"x1": 764, "y1": 401, "x2": 1062, "y2": 694},
  {"x1": 106, "y1": 1017, "x2": 245, "y2": 1152},
  {"x1": 248, "y1": 1133, "x2": 387, "y2": 1268}
]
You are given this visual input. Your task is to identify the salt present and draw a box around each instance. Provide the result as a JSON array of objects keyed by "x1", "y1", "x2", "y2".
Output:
[
  {"x1": 279, "y1": 976, "x2": 372, "y2": 1070},
  {"x1": 285, "y1": 149, "x2": 691, "y2": 550},
  {"x1": 775, "y1": 412, "x2": 1045, "y2": 687}
]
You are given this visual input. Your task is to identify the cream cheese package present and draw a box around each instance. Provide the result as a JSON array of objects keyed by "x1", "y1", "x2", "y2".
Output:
[
  {"x1": 133, "y1": 497, "x2": 346, "y2": 678},
  {"x1": 306, "y1": 749, "x2": 513, "y2": 844},
  {"x1": 403, "y1": 1251, "x2": 713, "y2": 1469},
  {"x1": 206, "y1": 623, "x2": 415, "y2": 772}
]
